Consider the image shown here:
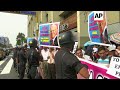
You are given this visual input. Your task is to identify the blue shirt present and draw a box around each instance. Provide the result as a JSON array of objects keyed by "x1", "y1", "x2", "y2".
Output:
[{"x1": 97, "y1": 56, "x2": 110, "y2": 64}]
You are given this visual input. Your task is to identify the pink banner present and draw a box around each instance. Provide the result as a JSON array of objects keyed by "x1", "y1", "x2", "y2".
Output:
[{"x1": 77, "y1": 59, "x2": 118, "y2": 79}]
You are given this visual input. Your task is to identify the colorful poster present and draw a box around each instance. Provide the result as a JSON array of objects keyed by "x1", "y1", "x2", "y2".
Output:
[
  {"x1": 107, "y1": 57, "x2": 120, "y2": 79},
  {"x1": 39, "y1": 22, "x2": 60, "y2": 47},
  {"x1": 27, "y1": 37, "x2": 34, "y2": 48},
  {"x1": 88, "y1": 11, "x2": 110, "y2": 46},
  {"x1": 39, "y1": 24, "x2": 50, "y2": 45},
  {"x1": 77, "y1": 59, "x2": 118, "y2": 79}
]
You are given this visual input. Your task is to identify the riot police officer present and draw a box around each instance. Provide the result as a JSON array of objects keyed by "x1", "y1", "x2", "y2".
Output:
[
  {"x1": 16, "y1": 46, "x2": 22, "y2": 77},
  {"x1": 18, "y1": 45, "x2": 27, "y2": 79},
  {"x1": 54, "y1": 31, "x2": 90, "y2": 79},
  {"x1": 27, "y1": 39, "x2": 42, "y2": 79},
  {"x1": 13, "y1": 47, "x2": 18, "y2": 71}
]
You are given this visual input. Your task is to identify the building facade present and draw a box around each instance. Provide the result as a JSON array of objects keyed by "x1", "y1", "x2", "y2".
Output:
[
  {"x1": 77, "y1": 11, "x2": 120, "y2": 47},
  {"x1": 28, "y1": 11, "x2": 120, "y2": 47},
  {"x1": 59, "y1": 11, "x2": 77, "y2": 41},
  {"x1": 28, "y1": 11, "x2": 60, "y2": 37}
]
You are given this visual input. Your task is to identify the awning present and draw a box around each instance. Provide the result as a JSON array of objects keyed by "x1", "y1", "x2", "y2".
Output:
[
  {"x1": 108, "y1": 22, "x2": 120, "y2": 35},
  {"x1": 110, "y1": 32, "x2": 120, "y2": 44}
]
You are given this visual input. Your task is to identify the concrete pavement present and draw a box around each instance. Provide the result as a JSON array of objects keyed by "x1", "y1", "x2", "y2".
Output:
[{"x1": 0, "y1": 53, "x2": 27, "y2": 79}]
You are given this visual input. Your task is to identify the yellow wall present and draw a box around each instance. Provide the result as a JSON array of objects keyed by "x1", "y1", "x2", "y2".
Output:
[
  {"x1": 41, "y1": 11, "x2": 47, "y2": 23},
  {"x1": 106, "y1": 11, "x2": 120, "y2": 25},
  {"x1": 77, "y1": 11, "x2": 80, "y2": 47},
  {"x1": 28, "y1": 11, "x2": 120, "y2": 46},
  {"x1": 79, "y1": 11, "x2": 89, "y2": 46},
  {"x1": 53, "y1": 11, "x2": 60, "y2": 22},
  {"x1": 47, "y1": 11, "x2": 52, "y2": 22}
]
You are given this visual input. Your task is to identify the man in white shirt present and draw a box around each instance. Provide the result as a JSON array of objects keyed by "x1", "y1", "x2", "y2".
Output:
[
  {"x1": 41, "y1": 47, "x2": 49, "y2": 79},
  {"x1": 47, "y1": 47, "x2": 56, "y2": 79}
]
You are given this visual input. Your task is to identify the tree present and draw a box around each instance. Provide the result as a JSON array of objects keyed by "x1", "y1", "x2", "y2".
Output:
[{"x1": 16, "y1": 32, "x2": 26, "y2": 46}]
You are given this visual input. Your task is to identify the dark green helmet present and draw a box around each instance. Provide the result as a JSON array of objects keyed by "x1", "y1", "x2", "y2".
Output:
[
  {"x1": 29, "y1": 39, "x2": 37, "y2": 48},
  {"x1": 59, "y1": 31, "x2": 75, "y2": 46}
]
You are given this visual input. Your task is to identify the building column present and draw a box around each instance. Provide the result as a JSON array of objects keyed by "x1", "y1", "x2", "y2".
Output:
[
  {"x1": 41, "y1": 11, "x2": 42, "y2": 23},
  {"x1": 77, "y1": 11, "x2": 81, "y2": 48},
  {"x1": 51, "y1": 11, "x2": 53, "y2": 22},
  {"x1": 119, "y1": 11, "x2": 120, "y2": 22}
]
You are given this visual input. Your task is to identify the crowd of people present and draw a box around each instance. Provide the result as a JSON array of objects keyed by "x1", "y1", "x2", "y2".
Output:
[
  {"x1": 12, "y1": 31, "x2": 120, "y2": 79},
  {"x1": 12, "y1": 31, "x2": 89, "y2": 79},
  {"x1": 12, "y1": 42, "x2": 59, "y2": 79},
  {"x1": 75, "y1": 43, "x2": 120, "y2": 67}
]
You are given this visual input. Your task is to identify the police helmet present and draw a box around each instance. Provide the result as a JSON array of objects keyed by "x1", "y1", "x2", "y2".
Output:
[
  {"x1": 59, "y1": 31, "x2": 75, "y2": 46},
  {"x1": 29, "y1": 39, "x2": 37, "y2": 48}
]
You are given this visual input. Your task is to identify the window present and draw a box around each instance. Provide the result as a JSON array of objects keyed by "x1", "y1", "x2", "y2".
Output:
[
  {"x1": 59, "y1": 11, "x2": 76, "y2": 19},
  {"x1": 46, "y1": 13, "x2": 48, "y2": 22}
]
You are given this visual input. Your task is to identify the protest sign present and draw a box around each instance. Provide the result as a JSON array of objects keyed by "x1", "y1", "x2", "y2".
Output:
[
  {"x1": 107, "y1": 57, "x2": 120, "y2": 79},
  {"x1": 88, "y1": 11, "x2": 110, "y2": 46},
  {"x1": 39, "y1": 22, "x2": 60, "y2": 47},
  {"x1": 77, "y1": 58, "x2": 118, "y2": 79}
]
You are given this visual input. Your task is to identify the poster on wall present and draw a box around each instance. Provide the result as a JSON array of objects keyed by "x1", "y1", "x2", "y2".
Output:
[
  {"x1": 39, "y1": 22, "x2": 60, "y2": 47},
  {"x1": 88, "y1": 11, "x2": 111, "y2": 46}
]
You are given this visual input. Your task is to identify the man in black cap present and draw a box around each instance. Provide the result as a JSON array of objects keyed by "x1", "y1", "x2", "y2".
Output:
[
  {"x1": 13, "y1": 47, "x2": 18, "y2": 71},
  {"x1": 18, "y1": 45, "x2": 27, "y2": 79}
]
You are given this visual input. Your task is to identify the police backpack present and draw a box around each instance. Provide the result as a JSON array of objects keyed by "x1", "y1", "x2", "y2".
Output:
[{"x1": 29, "y1": 50, "x2": 38, "y2": 66}]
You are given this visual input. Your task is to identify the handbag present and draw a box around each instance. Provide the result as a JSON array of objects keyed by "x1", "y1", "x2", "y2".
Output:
[{"x1": 35, "y1": 67, "x2": 44, "y2": 79}]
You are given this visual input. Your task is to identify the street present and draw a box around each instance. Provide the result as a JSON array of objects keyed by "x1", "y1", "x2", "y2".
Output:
[
  {"x1": 0, "y1": 11, "x2": 119, "y2": 79},
  {"x1": 0, "y1": 53, "x2": 27, "y2": 79}
]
